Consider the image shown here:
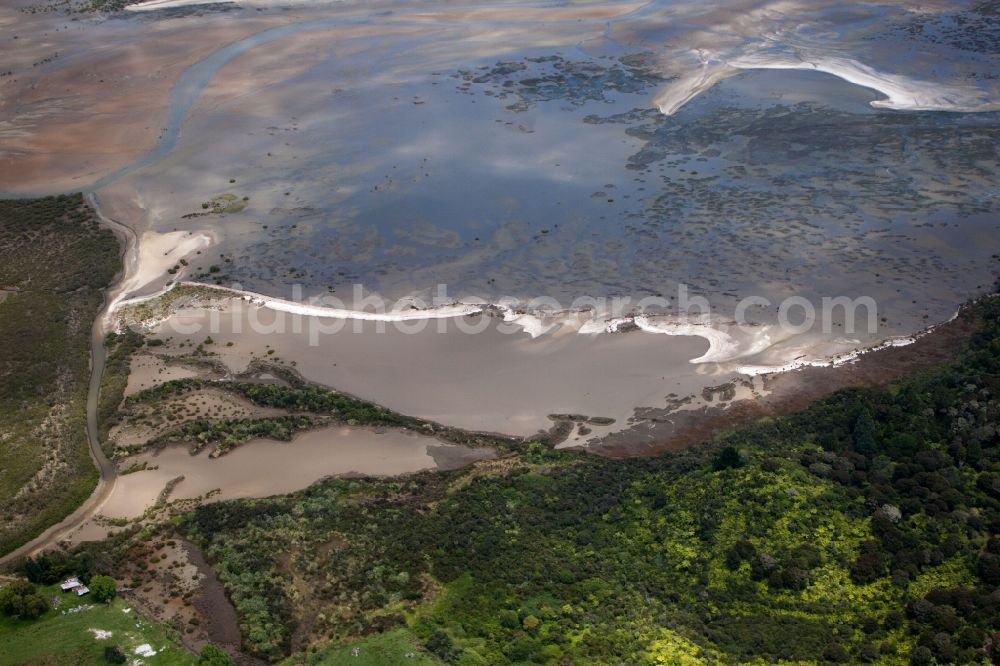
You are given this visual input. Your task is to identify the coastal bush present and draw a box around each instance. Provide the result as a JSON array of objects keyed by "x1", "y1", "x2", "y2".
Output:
[
  {"x1": 104, "y1": 645, "x2": 127, "y2": 664},
  {"x1": 712, "y1": 445, "x2": 743, "y2": 470},
  {"x1": 0, "y1": 581, "x2": 49, "y2": 620},
  {"x1": 99, "y1": 329, "x2": 144, "y2": 454},
  {"x1": 198, "y1": 645, "x2": 236, "y2": 666},
  {"x1": 18, "y1": 551, "x2": 77, "y2": 584},
  {"x1": 235, "y1": 383, "x2": 423, "y2": 428},
  {"x1": 0, "y1": 194, "x2": 119, "y2": 555},
  {"x1": 90, "y1": 575, "x2": 117, "y2": 602},
  {"x1": 148, "y1": 415, "x2": 316, "y2": 455}
]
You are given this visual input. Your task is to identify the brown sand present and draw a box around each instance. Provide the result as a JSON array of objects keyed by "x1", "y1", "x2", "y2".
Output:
[
  {"x1": 0, "y1": 14, "x2": 288, "y2": 194},
  {"x1": 147, "y1": 299, "x2": 718, "y2": 440},
  {"x1": 124, "y1": 352, "x2": 205, "y2": 396}
]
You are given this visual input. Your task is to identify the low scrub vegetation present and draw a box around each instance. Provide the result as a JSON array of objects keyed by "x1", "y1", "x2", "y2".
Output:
[
  {"x1": 152, "y1": 415, "x2": 318, "y2": 456},
  {"x1": 99, "y1": 329, "x2": 145, "y2": 454},
  {"x1": 125, "y1": 378, "x2": 518, "y2": 456},
  {"x1": 0, "y1": 194, "x2": 120, "y2": 555}
]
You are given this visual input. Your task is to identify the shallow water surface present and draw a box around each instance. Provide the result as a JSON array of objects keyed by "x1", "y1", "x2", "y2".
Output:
[
  {"x1": 96, "y1": 0, "x2": 998, "y2": 353},
  {"x1": 100, "y1": 426, "x2": 495, "y2": 520}
]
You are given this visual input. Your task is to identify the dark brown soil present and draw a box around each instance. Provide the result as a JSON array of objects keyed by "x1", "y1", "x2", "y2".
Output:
[{"x1": 185, "y1": 539, "x2": 264, "y2": 665}]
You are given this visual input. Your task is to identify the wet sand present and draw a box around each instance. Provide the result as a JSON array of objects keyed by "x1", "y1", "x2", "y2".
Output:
[
  {"x1": 86, "y1": 425, "x2": 495, "y2": 526},
  {"x1": 0, "y1": 8, "x2": 289, "y2": 195},
  {"x1": 142, "y1": 298, "x2": 719, "y2": 442},
  {"x1": 78, "y1": 0, "x2": 996, "y2": 358},
  {"x1": 124, "y1": 352, "x2": 203, "y2": 396},
  {"x1": 6, "y1": 0, "x2": 995, "y2": 353},
  {"x1": 4, "y1": 0, "x2": 998, "y2": 553}
]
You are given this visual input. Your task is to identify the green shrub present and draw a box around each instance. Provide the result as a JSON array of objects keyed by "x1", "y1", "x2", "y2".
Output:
[
  {"x1": 0, "y1": 580, "x2": 49, "y2": 619},
  {"x1": 199, "y1": 645, "x2": 236, "y2": 666},
  {"x1": 104, "y1": 645, "x2": 127, "y2": 664},
  {"x1": 90, "y1": 575, "x2": 116, "y2": 603}
]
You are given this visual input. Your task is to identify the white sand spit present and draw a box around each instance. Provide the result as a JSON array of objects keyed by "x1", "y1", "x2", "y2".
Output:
[{"x1": 654, "y1": 50, "x2": 1000, "y2": 115}]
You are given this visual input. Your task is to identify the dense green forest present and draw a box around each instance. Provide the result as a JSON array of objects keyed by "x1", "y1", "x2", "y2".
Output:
[
  {"x1": 0, "y1": 195, "x2": 120, "y2": 555},
  {"x1": 164, "y1": 296, "x2": 1000, "y2": 664}
]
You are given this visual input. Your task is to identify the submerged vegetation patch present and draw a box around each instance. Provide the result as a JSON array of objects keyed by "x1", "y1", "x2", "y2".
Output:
[
  {"x1": 453, "y1": 53, "x2": 666, "y2": 112},
  {"x1": 183, "y1": 193, "x2": 248, "y2": 219}
]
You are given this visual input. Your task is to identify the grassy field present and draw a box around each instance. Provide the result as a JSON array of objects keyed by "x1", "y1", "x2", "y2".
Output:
[
  {"x1": 290, "y1": 629, "x2": 443, "y2": 665},
  {"x1": 0, "y1": 583, "x2": 195, "y2": 665},
  {"x1": 0, "y1": 195, "x2": 121, "y2": 556}
]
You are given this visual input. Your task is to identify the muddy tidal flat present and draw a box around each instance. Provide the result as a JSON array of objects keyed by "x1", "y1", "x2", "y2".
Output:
[
  {"x1": 70, "y1": 425, "x2": 495, "y2": 543},
  {"x1": 2, "y1": 0, "x2": 999, "y2": 525}
]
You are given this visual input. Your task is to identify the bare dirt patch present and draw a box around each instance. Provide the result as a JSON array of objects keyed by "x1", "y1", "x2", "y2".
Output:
[{"x1": 121, "y1": 536, "x2": 256, "y2": 664}]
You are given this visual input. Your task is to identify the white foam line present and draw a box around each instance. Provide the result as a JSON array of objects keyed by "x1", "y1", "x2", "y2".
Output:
[
  {"x1": 577, "y1": 318, "x2": 620, "y2": 335},
  {"x1": 125, "y1": 0, "x2": 235, "y2": 11},
  {"x1": 736, "y1": 334, "x2": 918, "y2": 376},
  {"x1": 118, "y1": 281, "x2": 742, "y2": 353},
  {"x1": 112, "y1": 280, "x2": 483, "y2": 321},
  {"x1": 259, "y1": 297, "x2": 484, "y2": 321},
  {"x1": 633, "y1": 316, "x2": 740, "y2": 363},
  {"x1": 729, "y1": 53, "x2": 999, "y2": 112},
  {"x1": 497, "y1": 309, "x2": 560, "y2": 338},
  {"x1": 578, "y1": 314, "x2": 743, "y2": 363},
  {"x1": 116, "y1": 281, "x2": 960, "y2": 377},
  {"x1": 653, "y1": 52, "x2": 736, "y2": 115}
]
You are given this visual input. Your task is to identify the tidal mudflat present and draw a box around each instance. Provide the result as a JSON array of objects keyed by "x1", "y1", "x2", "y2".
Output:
[
  {"x1": 2, "y1": 0, "x2": 999, "y2": 525},
  {"x1": 75, "y1": 0, "x2": 997, "y2": 397},
  {"x1": 136, "y1": 296, "x2": 717, "y2": 440}
]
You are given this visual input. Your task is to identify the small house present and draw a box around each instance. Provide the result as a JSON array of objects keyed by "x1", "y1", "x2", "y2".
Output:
[
  {"x1": 60, "y1": 578, "x2": 81, "y2": 592},
  {"x1": 75, "y1": 586, "x2": 90, "y2": 596}
]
